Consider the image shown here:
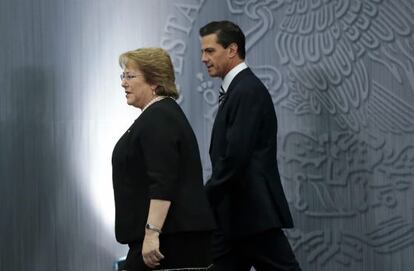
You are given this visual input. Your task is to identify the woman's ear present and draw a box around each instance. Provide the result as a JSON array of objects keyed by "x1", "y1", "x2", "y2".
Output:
[{"x1": 151, "y1": 85, "x2": 158, "y2": 95}]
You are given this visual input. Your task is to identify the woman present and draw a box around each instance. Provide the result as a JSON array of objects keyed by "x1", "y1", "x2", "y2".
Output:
[{"x1": 112, "y1": 48, "x2": 215, "y2": 270}]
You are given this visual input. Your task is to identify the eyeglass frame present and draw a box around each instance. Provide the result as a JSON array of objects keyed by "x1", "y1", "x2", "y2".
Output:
[{"x1": 120, "y1": 73, "x2": 144, "y2": 81}]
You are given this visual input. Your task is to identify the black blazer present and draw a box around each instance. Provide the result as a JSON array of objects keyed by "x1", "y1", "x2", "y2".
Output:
[
  {"x1": 112, "y1": 98, "x2": 215, "y2": 244},
  {"x1": 206, "y1": 68, "x2": 293, "y2": 237}
]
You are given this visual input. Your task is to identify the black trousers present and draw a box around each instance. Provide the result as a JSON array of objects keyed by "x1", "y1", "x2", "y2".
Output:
[
  {"x1": 124, "y1": 231, "x2": 213, "y2": 271},
  {"x1": 212, "y1": 228, "x2": 301, "y2": 271}
]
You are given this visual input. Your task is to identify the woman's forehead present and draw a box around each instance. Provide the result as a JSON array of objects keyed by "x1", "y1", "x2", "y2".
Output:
[{"x1": 123, "y1": 62, "x2": 141, "y2": 72}]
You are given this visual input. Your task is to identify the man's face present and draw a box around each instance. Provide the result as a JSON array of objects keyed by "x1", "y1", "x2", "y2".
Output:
[{"x1": 200, "y1": 33, "x2": 231, "y2": 79}]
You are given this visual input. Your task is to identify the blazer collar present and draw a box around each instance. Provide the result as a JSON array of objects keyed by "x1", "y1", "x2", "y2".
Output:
[
  {"x1": 221, "y1": 62, "x2": 248, "y2": 92},
  {"x1": 225, "y1": 67, "x2": 252, "y2": 95}
]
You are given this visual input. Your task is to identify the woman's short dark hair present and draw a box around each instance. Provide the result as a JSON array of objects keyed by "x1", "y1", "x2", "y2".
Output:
[{"x1": 199, "y1": 20, "x2": 246, "y2": 59}]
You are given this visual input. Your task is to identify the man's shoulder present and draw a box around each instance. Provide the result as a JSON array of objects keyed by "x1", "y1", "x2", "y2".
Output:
[{"x1": 232, "y1": 69, "x2": 267, "y2": 94}]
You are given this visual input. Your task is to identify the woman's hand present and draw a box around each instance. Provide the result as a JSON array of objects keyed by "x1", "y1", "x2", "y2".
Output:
[
  {"x1": 142, "y1": 230, "x2": 165, "y2": 268},
  {"x1": 143, "y1": 199, "x2": 170, "y2": 268}
]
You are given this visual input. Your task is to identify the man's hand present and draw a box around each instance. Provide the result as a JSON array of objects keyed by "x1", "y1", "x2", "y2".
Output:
[{"x1": 142, "y1": 230, "x2": 164, "y2": 268}]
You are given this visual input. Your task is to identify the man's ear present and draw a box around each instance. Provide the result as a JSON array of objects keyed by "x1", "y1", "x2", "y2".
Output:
[{"x1": 227, "y1": 43, "x2": 239, "y2": 58}]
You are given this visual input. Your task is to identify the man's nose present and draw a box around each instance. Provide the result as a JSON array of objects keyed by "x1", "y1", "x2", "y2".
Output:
[{"x1": 201, "y1": 52, "x2": 208, "y2": 62}]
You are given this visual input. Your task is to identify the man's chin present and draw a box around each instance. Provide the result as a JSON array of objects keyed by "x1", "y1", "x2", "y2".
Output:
[{"x1": 208, "y1": 71, "x2": 219, "y2": 78}]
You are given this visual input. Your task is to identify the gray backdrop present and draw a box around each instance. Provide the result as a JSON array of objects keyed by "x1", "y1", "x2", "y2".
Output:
[{"x1": 1, "y1": 0, "x2": 413, "y2": 270}]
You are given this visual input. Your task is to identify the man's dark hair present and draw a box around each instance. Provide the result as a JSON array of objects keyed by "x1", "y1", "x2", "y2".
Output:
[{"x1": 199, "y1": 20, "x2": 246, "y2": 59}]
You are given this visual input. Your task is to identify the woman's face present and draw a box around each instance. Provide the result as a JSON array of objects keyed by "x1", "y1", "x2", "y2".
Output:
[{"x1": 121, "y1": 64, "x2": 155, "y2": 109}]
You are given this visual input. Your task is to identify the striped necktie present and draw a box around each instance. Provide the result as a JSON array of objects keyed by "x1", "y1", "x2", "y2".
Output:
[{"x1": 218, "y1": 86, "x2": 226, "y2": 104}]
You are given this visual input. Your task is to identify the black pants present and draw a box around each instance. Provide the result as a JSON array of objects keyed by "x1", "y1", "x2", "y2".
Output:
[
  {"x1": 212, "y1": 228, "x2": 301, "y2": 271},
  {"x1": 124, "y1": 231, "x2": 213, "y2": 271}
]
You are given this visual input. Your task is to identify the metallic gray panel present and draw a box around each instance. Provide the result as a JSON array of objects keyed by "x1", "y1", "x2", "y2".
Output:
[
  {"x1": 1, "y1": 0, "x2": 413, "y2": 270},
  {"x1": 1, "y1": 0, "x2": 169, "y2": 270},
  {"x1": 161, "y1": 1, "x2": 414, "y2": 271}
]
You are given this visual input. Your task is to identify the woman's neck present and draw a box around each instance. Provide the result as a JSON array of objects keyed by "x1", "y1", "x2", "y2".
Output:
[{"x1": 141, "y1": 95, "x2": 167, "y2": 112}]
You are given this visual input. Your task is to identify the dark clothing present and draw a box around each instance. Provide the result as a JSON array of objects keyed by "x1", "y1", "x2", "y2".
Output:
[
  {"x1": 213, "y1": 229, "x2": 301, "y2": 271},
  {"x1": 112, "y1": 97, "x2": 215, "y2": 247},
  {"x1": 207, "y1": 68, "x2": 293, "y2": 237},
  {"x1": 124, "y1": 232, "x2": 213, "y2": 271},
  {"x1": 206, "y1": 68, "x2": 300, "y2": 270}
]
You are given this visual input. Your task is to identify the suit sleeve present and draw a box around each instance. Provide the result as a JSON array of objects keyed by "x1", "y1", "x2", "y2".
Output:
[
  {"x1": 207, "y1": 83, "x2": 263, "y2": 194},
  {"x1": 140, "y1": 109, "x2": 179, "y2": 201}
]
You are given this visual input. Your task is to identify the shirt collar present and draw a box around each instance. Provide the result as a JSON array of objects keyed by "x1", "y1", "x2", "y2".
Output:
[{"x1": 221, "y1": 62, "x2": 248, "y2": 92}]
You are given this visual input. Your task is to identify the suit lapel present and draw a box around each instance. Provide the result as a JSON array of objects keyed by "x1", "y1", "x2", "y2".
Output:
[
  {"x1": 209, "y1": 68, "x2": 252, "y2": 155},
  {"x1": 228, "y1": 68, "x2": 250, "y2": 90}
]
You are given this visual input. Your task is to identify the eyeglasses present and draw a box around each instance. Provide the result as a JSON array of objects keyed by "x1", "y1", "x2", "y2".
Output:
[{"x1": 120, "y1": 73, "x2": 143, "y2": 81}]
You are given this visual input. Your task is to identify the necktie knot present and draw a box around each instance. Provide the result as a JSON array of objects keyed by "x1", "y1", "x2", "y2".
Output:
[{"x1": 218, "y1": 86, "x2": 226, "y2": 104}]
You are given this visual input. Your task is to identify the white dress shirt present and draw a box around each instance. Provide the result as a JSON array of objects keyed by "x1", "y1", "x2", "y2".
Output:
[{"x1": 221, "y1": 62, "x2": 248, "y2": 92}]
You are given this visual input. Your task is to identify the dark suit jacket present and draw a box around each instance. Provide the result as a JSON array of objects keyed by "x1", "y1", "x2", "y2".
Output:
[
  {"x1": 206, "y1": 68, "x2": 293, "y2": 238},
  {"x1": 112, "y1": 98, "x2": 215, "y2": 244}
]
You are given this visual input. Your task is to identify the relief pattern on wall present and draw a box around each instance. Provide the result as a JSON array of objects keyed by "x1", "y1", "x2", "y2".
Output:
[{"x1": 161, "y1": 0, "x2": 414, "y2": 269}]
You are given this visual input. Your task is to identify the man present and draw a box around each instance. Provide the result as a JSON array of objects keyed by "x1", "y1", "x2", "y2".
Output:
[{"x1": 199, "y1": 21, "x2": 301, "y2": 271}]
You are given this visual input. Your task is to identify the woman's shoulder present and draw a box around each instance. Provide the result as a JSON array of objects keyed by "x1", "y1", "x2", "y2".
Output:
[
  {"x1": 138, "y1": 98, "x2": 182, "y2": 128},
  {"x1": 145, "y1": 97, "x2": 177, "y2": 114}
]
